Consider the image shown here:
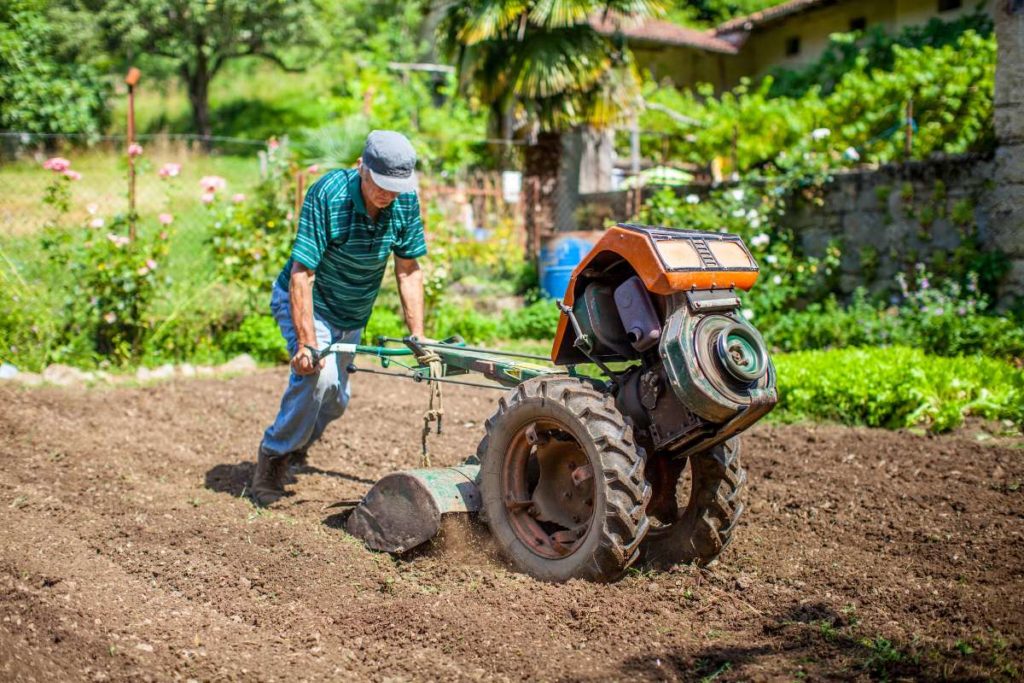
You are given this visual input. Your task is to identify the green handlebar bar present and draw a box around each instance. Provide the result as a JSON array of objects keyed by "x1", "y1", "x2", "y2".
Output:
[{"x1": 304, "y1": 342, "x2": 416, "y2": 365}]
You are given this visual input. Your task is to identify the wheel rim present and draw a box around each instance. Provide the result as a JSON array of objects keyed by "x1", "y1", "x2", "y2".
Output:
[{"x1": 501, "y1": 418, "x2": 596, "y2": 559}]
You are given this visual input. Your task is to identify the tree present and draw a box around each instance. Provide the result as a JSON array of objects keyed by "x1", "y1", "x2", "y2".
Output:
[
  {"x1": 71, "y1": 0, "x2": 320, "y2": 140},
  {"x1": 0, "y1": 0, "x2": 109, "y2": 138},
  {"x1": 438, "y1": 0, "x2": 663, "y2": 237}
]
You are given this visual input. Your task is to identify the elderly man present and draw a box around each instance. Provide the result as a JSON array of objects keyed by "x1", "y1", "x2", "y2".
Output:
[{"x1": 251, "y1": 130, "x2": 427, "y2": 506}]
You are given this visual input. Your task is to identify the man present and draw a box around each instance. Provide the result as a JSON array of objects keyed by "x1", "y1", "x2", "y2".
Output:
[{"x1": 251, "y1": 130, "x2": 427, "y2": 507}]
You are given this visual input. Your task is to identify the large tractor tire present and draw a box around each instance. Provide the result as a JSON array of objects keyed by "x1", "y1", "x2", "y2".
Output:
[
  {"x1": 639, "y1": 438, "x2": 746, "y2": 568},
  {"x1": 477, "y1": 377, "x2": 652, "y2": 582}
]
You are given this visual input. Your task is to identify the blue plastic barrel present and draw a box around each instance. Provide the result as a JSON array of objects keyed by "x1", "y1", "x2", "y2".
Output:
[{"x1": 539, "y1": 232, "x2": 600, "y2": 301}]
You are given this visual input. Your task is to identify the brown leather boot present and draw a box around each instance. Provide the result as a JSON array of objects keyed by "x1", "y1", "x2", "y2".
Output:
[{"x1": 250, "y1": 447, "x2": 290, "y2": 507}]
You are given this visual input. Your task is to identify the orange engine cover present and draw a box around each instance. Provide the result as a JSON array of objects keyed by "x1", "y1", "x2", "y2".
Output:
[{"x1": 550, "y1": 223, "x2": 760, "y2": 364}]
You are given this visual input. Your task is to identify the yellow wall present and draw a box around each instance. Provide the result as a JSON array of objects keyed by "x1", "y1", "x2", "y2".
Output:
[{"x1": 638, "y1": 0, "x2": 983, "y2": 90}]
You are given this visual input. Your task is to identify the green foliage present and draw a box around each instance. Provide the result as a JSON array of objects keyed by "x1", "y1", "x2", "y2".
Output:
[
  {"x1": 364, "y1": 307, "x2": 406, "y2": 343},
  {"x1": 641, "y1": 30, "x2": 995, "y2": 173},
  {"x1": 209, "y1": 97, "x2": 333, "y2": 142},
  {"x1": 207, "y1": 144, "x2": 295, "y2": 300},
  {"x1": 663, "y1": 0, "x2": 777, "y2": 27},
  {"x1": 430, "y1": 303, "x2": 502, "y2": 343},
  {"x1": 77, "y1": 0, "x2": 320, "y2": 134},
  {"x1": 0, "y1": 272, "x2": 59, "y2": 372},
  {"x1": 767, "y1": 8, "x2": 993, "y2": 98},
  {"x1": 142, "y1": 288, "x2": 244, "y2": 366},
  {"x1": 439, "y1": 0, "x2": 663, "y2": 134},
  {"x1": 760, "y1": 296, "x2": 1024, "y2": 363},
  {"x1": 500, "y1": 299, "x2": 561, "y2": 340},
  {"x1": 221, "y1": 315, "x2": 288, "y2": 363},
  {"x1": 42, "y1": 214, "x2": 171, "y2": 366},
  {"x1": 775, "y1": 347, "x2": 1024, "y2": 433},
  {"x1": 0, "y1": 0, "x2": 109, "y2": 136}
]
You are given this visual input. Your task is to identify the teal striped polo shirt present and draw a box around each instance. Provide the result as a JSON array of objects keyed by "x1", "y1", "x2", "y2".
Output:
[{"x1": 275, "y1": 168, "x2": 427, "y2": 330}]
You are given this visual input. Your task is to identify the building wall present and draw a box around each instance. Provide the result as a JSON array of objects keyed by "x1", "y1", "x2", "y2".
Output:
[
  {"x1": 632, "y1": 44, "x2": 727, "y2": 88},
  {"x1": 638, "y1": 0, "x2": 980, "y2": 89}
]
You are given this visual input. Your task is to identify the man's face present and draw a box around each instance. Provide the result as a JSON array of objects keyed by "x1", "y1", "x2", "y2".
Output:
[{"x1": 358, "y1": 161, "x2": 400, "y2": 210}]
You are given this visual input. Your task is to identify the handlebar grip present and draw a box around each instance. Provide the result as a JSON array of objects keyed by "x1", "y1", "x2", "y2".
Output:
[{"x1": 303, "y1": 344, "x2": 321, "y2": 365}]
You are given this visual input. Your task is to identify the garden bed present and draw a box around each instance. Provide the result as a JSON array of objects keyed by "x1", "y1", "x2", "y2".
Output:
[{"x1": 0, "y1": 370, "x2": 1020, "y2": 680}]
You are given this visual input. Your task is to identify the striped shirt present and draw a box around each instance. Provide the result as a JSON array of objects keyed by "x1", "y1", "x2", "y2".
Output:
[{"x1": 275, "y1": 168, "x2": 427, "y2": 330}]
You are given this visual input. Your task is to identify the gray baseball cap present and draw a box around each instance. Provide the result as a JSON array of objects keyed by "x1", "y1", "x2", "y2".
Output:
[{"x1": 362, "y1": 130, "x2": 418, "y2": 193}]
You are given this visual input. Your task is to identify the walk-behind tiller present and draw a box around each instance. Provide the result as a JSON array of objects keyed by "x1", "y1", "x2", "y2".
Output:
[{"x1": 318, "y1": 224, "x2": 777, "y2": 582}]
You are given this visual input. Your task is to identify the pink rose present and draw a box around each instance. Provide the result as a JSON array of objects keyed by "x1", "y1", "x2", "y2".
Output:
[
  {"x1": 146, "y1": 259, "x2": 158, "y2": 270},
  {"x1": 103, "y1": 312, "x2": 117, "y2": 324},
  {"x1": 158, "y1": 213, "x2": 174, "y2": 225},
  {"x1": 200, "y1": 191, "x2": 216, "y2": 204},
  {"x1": 232, "y1": 193, "x2": 246, "y2": 203},
  {"x1": 306, "y1": 164, "x2": 319, "y2": 174},
  {"x1": 158, "y1": 163, "x2": 181, "y2": 178},
  {"x1": 137, "y1": 266, "x2": 150, "y2": 276},
  {"x1": 63, "y1": 170, "x2": 82, "y2": 181},
  {"x1": 267, "y1": 137, "x2": 280, "y2": 150},
  {"x1": 89, "y1": 217, "x2": 105, "y2": 229},
  {"x1": 199, "y1": 175, "x2": 226, "y2": 193},
  {"x1": 159, "y1": 231, "x2": 169, "y2": 241},
  {"x1": 43, "y1": 157, "x2": 71, "y2": 172},
  {"x1": 127, "y1": 143, "x2": 144, "y2": 157}
]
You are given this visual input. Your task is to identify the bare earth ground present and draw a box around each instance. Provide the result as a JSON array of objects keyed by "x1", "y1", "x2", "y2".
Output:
[{"x1": 0, "y1": 369, "x2": 1021, "y2": 682}]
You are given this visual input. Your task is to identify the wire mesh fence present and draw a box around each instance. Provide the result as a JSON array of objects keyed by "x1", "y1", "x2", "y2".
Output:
[{"x1": 0, "y1": 127, "x2": 707, "y2": 267}]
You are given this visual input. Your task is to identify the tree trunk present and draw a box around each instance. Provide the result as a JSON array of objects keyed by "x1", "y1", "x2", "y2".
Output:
[
  {"x1": 523, "y1": 131, "x2": 562, "y2": 261},
  {"x1": 577, "y1": 126, "x2": 615, "y2": 195},
  {"x1": 185, "y1": 62, "x2": 212, "y2": 147}
]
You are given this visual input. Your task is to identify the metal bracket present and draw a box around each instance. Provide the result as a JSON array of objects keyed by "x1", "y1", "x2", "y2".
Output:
[{"x1": 558, "y1": 299, "x2": 620, "y2": 384}]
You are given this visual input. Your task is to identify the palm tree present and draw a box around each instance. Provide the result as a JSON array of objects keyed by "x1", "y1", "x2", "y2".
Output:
[{"x1": 439, "y1": 0, "x2": 664, "y2": 240}]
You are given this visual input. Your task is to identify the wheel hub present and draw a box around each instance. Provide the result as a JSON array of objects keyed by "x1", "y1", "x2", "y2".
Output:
[{"x1": 503, "y1": 420, "x2": 595, "y2": 559}]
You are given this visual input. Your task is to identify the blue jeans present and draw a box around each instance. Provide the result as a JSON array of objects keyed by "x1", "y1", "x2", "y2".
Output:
[{"x1": 260, "y1": 284, "x2": 361, "y2": 457}]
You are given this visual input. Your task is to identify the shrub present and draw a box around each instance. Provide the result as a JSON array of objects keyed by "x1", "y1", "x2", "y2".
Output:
[
  {"x1": 221, "y1": 315, "x2": 288, "y2": 364},
  {"x1": 0, "y1": 283, "x2": 60, "y2": 372},
  {"x1": 36, "y1": 159, "x2": 172, "y2": 367},
  {"x1": 207, "y1": 143, "x2": 296, "y2": 304},
  {"x1": 364, "y1": 307, "x2": 406, "y2": 343},
  {"x1": 639, "y1": 30, "x2": 995, "y2": 173},
  {"x1": 500, "y1": 299, "x2": 562, "y2": 340},
  {"x1": 0, "y1": 1, "x2": 109, "y2": 137},
  {"x1": 430, "y1": 303, "x2": 502, "y2": 344},
  {"x1": 774, "y1": 347, "x2": 1024, "y2": 432}
]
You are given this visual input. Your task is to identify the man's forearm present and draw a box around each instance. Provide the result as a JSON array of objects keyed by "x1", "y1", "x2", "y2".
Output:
[
  {"x1": 289, "y1": 265, "x2": 318, "y2": 348},
  {"x1": 395, "y1": 260, "x2": 425, "y2": 338}
]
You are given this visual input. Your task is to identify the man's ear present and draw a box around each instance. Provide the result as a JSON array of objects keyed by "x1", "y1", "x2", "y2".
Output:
[{"x1": 355, "y1": 156, "x2": 363, "y2": 171}]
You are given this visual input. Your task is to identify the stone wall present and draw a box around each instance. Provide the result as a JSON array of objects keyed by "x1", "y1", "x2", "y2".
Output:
[
  {"x1": 577, "y1": 152, "x2": 1020, "y2": 303},
  {"x1": 982, "y1": 0, "x2": 1024, "y2": 304},
  {"x1": 789, "y1": 156, "x2": 999, "y2": 296}
]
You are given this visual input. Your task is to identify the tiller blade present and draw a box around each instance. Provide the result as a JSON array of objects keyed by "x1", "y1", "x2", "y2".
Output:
[{"x1": 346, "y1": 465, "x2": 481, "y2": 553}]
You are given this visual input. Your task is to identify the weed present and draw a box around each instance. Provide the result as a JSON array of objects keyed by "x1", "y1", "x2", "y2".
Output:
[
  {"x1": 860, "y1": 636, "x2": 905, "y2": 676},
  {"x1": 699, "y1": 660, "x2": 731, "y2": 682},
  {"x1": 818, "y1": 620, "x2": 839, "y2": 642},
  {"x1": 954, "y1": 639, "x2": 974, "y2": 655}
]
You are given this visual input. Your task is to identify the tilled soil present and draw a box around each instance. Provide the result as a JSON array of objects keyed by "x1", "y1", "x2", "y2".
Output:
[{"x1": 0, "y1": 370, "x2": 1021, "y2": 681}]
